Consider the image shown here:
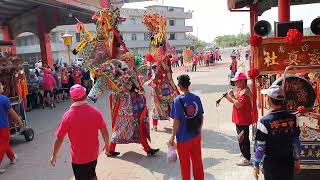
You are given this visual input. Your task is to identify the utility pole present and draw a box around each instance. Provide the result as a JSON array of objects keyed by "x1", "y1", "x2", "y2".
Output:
[
  {"x1": 241, "y1": 24, "x2": 244, "y2": 34},
  {"x1": 197, "y1": 26, "x2": 199, "y2": 39}
]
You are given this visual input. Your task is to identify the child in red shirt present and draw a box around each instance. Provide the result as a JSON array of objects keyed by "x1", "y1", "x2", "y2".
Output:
[
  {"x1": 61, "y1": 68, "x2": 69, "y2": 100},
  {"x1": 191, "y1": 56, "x2": 199, "y2": 72},
  {"x1": 72, "y1": 67, "x2": 83, "y2": 85}
]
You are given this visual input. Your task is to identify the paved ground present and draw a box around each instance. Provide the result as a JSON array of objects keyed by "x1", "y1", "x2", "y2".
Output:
[{"x1": 1, "y1": 59, "x2": 319, "y2": 180}]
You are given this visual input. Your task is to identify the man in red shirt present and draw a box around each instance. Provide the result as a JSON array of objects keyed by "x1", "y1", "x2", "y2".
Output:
[
  {"x1": 42, "y1": 69, "x2": 56, "y2": 108},
  {"x1": 50, "y1": 84, "x2": 109, "y2": 180},
  {"x1": 226, "y1": 72, "x2": 253, "y2": 166}
]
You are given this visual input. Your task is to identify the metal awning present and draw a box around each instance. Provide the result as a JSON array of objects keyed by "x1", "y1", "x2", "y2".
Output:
[
  {"x1": 0, "y1": 0, "x2": 40, "y2": 25},
  {"x1": 228, "y1": 0, "x2": 320, "y2": 15},
  {"x1": 0, "y1": 0, "x2": 96, "y2": 38},
  {"x1": 0, "y1": 0, "x2": 95, "y2": 26}
]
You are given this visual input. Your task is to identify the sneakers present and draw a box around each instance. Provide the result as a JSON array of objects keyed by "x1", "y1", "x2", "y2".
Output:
[
  {"x1": 236, "y1": 158, "x2": 252, "y2": 166},
  {"x1": 10, "y1": 154, "x2": 18, "y2": 164},
  {"x1": 0, "y1": 169, "x2": 5, "y2": 174},
  {"x1": 152, "y1": 126, "x2": 158, "y2": 132},
  {"x1": 107, "y1": 151, "x2": 120, "y2": 157},
  {"x1": 147, "y1": 148, "x2": 160, "y2": 156}
]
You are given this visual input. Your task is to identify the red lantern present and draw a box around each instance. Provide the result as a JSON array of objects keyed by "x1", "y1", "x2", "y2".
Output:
[
  {"x1": 297, "y1": 106, "x2": 307, "y2": 114},
  {"x1": 286, "y1": 29, "x2": 303, "y2": 46},
  {"x1": 249, "y1": 35, "x2": 263, "y2": 47},
  {"x1": 146, "y1": 54, "x2": 154, "y2": 63}
]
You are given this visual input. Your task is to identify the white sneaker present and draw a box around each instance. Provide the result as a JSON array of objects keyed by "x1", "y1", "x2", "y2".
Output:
[
  {"x1": 0, "y1": 168, "x2": 5, "y2": 174},
  {"x1": 236, "y1": 159, "x2": 252, "y2": 166},
  {"x1": 10, "y1": 154, "x2": 18, "y2": 164},
  {"x1": 152, "y1": 126, "x2": 158, "y2": 132}
]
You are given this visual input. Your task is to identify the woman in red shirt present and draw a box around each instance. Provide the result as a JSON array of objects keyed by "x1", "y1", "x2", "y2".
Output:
[
  {"x1": 42, "y1": 69, "x2": 56, "y2": 108},
  {"x1": 226, "y1": 72, "x2": 253, "y2": 166}
]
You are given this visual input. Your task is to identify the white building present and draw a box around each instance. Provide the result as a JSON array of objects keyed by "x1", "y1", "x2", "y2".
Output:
[{"x1": 16, "y1": 5, "x2": 193, "y2": 65}]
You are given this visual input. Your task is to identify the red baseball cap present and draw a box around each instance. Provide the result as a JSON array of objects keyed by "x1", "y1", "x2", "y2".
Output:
[
  {"x1": 231, "y1": 72, "x2": 248, "y2": 81},
  {"x1": 70, "y1": 84, "x2": 86, "y2": 100}
]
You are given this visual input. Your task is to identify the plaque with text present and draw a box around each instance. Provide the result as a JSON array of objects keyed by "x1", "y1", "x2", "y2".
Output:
[{"x1": 254, "y1": 36, "x2": 320, "y2": 74}]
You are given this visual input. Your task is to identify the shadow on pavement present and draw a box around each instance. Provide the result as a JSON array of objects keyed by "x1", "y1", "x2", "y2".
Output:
[
  {"x1": 118, "y1": 150, "x2": 222, "y2": 180},
  {"x1": 10, "y1": 137, "x2": 30, "y2": 147},
  {"x1": 190, "y1": 84, "x2": 231, "y2": 94},
  {"x1": 202, "y1": 129, "x2": 239, "y2": 155},
  {"x1": 295, "y1": 169, "x2": 320, "y2": 180},
  {"x1": 189, "y1": 70, "x2": 210, "y2": 73},
  {"x1": 156, "y1": 127, "x2": 172, "y2": 134}
]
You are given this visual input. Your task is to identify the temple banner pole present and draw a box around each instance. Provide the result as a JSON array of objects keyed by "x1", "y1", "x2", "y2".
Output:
[{"x1": 278, "y1": 0, "x2": 290, "y2": 22}]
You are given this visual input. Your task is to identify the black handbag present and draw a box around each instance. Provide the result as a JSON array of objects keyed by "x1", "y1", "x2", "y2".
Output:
[{"x1": 178, "y1": 98, "x2": 202, "y2": 133}]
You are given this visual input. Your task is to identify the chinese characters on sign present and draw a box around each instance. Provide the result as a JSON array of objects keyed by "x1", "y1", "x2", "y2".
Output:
[
  {"x1": 309, "y1": 49, "x2": 320, "y2": 65},
  {"x1": 255, "y1": 36, "x2": 320, "y2": 73},
  {"x1": 264, "y1": 51, "x2": 278, "y2": 67},
  {"x1": 274, "y1": 75, "x2": 316, "y2": 110}
]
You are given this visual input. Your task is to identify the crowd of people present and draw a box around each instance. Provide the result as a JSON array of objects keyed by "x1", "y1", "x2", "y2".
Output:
[
  {"x1": 171, "y1": 49, "x2": 222, "y2": 71},
  {"x1": 26, "y1": 65, "x2": 92, "y2": 111}
]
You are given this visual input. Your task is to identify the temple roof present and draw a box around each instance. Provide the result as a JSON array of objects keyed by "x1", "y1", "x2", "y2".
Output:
[{"x1": 228, "y1": 0, "x2": 320, "y2": 16}]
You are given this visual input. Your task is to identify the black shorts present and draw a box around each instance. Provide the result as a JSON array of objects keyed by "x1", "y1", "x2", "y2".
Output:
[
  {"x1": 44, "y1": 90, "x2": 54, "y2": 97},
  {"x1": 62, "y1": 84, "x2": 69, "y2": 89},
  {"x1": 54, "y1": 88, "x2": 62, "y2": 95},
  {"x1": 72, "y1": 160, "x2": 97, "y2": 180}
]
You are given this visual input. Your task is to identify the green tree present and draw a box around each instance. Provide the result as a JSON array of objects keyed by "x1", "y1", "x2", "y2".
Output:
[
  {"x1": 214, "y1": 33, "x2": 249, "y2": 47},
  {"x1": 186, "y1": 33, "x2": 206, "y2": 50}
]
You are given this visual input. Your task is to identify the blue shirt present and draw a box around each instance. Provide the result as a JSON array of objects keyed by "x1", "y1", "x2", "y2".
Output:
[
  {"x1": 171, "y1": 93, "x2": 204, "y2": 143},
  {"x1": 0, "y1": 95, "x2": 11, "y2": 128}
]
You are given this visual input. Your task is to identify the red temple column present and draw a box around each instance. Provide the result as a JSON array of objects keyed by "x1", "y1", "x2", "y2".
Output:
[
  {"x1": 278, "y1": 0, "x2": 290, "y2": 22},
  {"x1": 2, "y1": 26, "x2": 11, "y2": 40},
  {"x1": 250, "y1": 4, "x2": 258, "y2": 68},
  {"x1": 2, "y1": 26, "x2": 17, "y2": 55},
  {"x1": 37, "y1": 9, "x2": 53, "y2": 67}
]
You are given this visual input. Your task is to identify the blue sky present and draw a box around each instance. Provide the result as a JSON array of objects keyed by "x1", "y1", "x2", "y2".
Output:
[{"x1": 124, "y1": 0, "x2": 320, "y2": 42}]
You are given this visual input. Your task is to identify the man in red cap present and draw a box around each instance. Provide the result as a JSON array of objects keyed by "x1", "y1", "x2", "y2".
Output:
[
  {"x1": 50, "y1": 84, "x2": 110, "y2": 180},
  {"x1": 226, "y1": 72, "x2": 253, "y2": 166}
]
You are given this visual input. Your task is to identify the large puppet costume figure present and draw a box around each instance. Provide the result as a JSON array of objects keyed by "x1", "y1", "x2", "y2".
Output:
[
  {"x1": 143, "y1": 14, "x2": 179, "y2": 131},
  {"x1": 74, "y1": 7, "x2": 159, "y2": 157}
]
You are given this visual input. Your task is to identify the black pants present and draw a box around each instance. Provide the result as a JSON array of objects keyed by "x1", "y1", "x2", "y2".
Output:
[
  {"x1": 27, "y1": 91, "x2": 37, "y2": 109},
  {"x1": 206, "y1": 60, "x2": 209, "y2": 67},
  {"x1": 72, "y1": 160, "x2": 97, "y2": 180},
  {"x1": 263, "y1": 160, "x2": 294, "y2": 180},
  {"x1": 192, "y1": 64, "x2": 197, "y2": 71},
  {"x1": 236, "y1": 125, "x2": 251, "y2": 160},
  {"x1": 27, "y1": 90, "x2": 42, "y2": 109}
]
